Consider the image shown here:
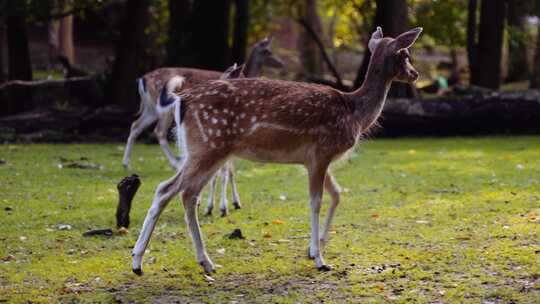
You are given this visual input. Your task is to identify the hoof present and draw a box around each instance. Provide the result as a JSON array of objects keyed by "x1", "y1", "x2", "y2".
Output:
[
  {"x1": 205, "y1": 208, "x2": 213, "y2": 216},
  {"x1": 307, "y1": 248, "x2": 315, "y2": 260},
  {"x1": 317, "y1": 264, "x2": 332, "y2": 272},
  {"x1": 199, "y1": 261, "x2": 216, "y2": 274},
  {"x1": 220, "y1": 209, "x2": 228, "y2": 217},
  {"x1": 232, "y1": 201, "x2": 242, "y2": 210},
  {"x1": 122, "y1": 163, "x2": 130, "y2": 170},
  {"x1": 133, "y1": 268, "x2": 143, "y2": 276}
]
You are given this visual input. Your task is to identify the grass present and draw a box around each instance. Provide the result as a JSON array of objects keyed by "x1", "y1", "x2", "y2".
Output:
[{"x1": 0, "y1": 137, "x2": 539, "y2": 303}]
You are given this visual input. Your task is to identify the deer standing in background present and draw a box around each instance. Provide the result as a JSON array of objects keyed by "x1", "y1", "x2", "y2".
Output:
[
  {"x1": 122, "y1": 37, "x2": 283, "y2": 170},
  {"x1": 122, "y1": 37, "x2": 283, "y2": 216},
  {"x1": 132, "y1": 27, "x2": 423, "y2": 275}
]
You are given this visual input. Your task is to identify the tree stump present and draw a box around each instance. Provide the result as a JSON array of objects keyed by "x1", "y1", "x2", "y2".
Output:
[{"x1": 116, "y1": 175, "x2": 141, "y2": 231}]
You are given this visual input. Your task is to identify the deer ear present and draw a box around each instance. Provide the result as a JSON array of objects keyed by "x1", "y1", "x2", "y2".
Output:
[
  {"x1": 229, "y1": 64, "x2": 245, "y2": 78},
  {"x1": 394, "y1": 27, "x2": 423, "y2": 50},
  {"x1": 260, "y1": 36, "x2": 272, "y2": 47},
  {"x1": 368, "y1": 27, "x2": 383, "y2": 53}
]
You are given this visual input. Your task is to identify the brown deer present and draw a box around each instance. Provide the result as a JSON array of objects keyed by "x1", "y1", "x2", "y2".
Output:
[
  {"x1": 132, "y1": 27, "x2": 422, "y2": 275},
  {"x1": 122, "y1": 37, "x2": 283, "y2": 170}
]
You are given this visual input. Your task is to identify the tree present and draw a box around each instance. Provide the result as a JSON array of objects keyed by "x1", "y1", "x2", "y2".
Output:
[
  {"x1": 0, "y1": 16, "x2": 6, "y2": 83},
  {"x1": 167, "y1": 0, "x2": 192, "y2": 66},
  {"x1": 5, "y1": 0, "x2": 32, "y2": 81},
  {"x1": 531, "y1": 31, "x2": 540, "y2": 88},
  {"x1": 297, "y1": 0, "x2": 324, "y2": 76},
  {"x1": 168, "y1": 0, "x2": 232, "y2": 70},
  {"x1": 506, "y1": 1, "x2": 532, "y2": 82},
  {"x1": 469, "y1": 0, "x2": 506, "y2": 89},
  {"x1": 58, "y1": 0, "x2": 75, "y2": 64},
  {"x1": 231, "y1": 0, "x2": 250, "y2": 65},
  {"x1": 109, "y1": 0, "x2": 151, "y2": 111}
]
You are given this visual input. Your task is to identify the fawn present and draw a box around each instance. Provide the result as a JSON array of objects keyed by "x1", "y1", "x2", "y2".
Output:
[{"x1": 132, "y1": 27, "x2": 422, "y2": 274}]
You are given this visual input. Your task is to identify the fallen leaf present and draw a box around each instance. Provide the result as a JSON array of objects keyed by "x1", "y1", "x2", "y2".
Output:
[
  {"x1": 263, "y1": 232, "x2": 272, "y2": 238},
  {"x1": 408, "y1": 149, "x2": 417, "y2": 155},
  {"x1": 272, "y1": 219, "x2": 284, "y2": 225},
  {"x1": 372, "y1": 214, "x2": 379, "y2": 219},
  {"x1": 203, "y1": 274, "x2": 215, "y2": 282}
]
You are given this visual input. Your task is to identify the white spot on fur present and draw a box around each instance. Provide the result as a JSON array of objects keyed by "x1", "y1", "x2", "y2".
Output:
[
  {"x1": 212, "y1": 118, "x2": 218, "y2": 124},
  {"x1": 216, "y1": 130, "x2": 221, "y2": 137},
  {"x1": 208, "y1": 129, "x2": 213, "y2": 135},
  {"x1": 240, "y1": 113, "x2": 246, "y2": 119},
  {"x1": 221, "y1": 119, "x2": 227, "y2": 125},
  {"x1": 251, "y1": 116, "x2": 257, "y2": 123}
]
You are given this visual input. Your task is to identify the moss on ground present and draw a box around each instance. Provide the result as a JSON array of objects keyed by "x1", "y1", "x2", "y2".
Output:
[{"x1": 0, "y1": 137, "x2": 539, "y2": 303}]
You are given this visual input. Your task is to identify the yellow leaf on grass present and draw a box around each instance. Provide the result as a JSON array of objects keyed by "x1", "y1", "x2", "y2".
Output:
[{"x1": 272, "y1": 219, "x2": 284, "y2": 225}]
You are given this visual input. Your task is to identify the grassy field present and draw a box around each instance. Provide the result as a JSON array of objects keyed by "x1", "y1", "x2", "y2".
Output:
[{"x1": 0, "y1": 137, "x2": 539, "y2": 303}]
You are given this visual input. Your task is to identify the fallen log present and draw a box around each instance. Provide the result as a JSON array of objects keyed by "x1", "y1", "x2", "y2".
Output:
[
  {"x1": 0, "y1": 76, "x2": 103, "y2": 117},
  {"x1": 377, "y1": 90, "x2": 540, "y2": 136}
]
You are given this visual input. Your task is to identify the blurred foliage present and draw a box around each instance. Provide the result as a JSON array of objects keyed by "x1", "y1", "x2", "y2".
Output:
[{"x1": 410, "y1": 0, "x2": 468, "y2": 49}]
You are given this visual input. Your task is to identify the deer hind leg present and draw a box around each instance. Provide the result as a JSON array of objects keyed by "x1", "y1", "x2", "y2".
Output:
[
  {"x1": 228, "y1": 161, "x2": 242, "y2": 210},
  {"x1": 205, "y1": 174, "x2": 218, "y2": 216},
  {"x1": 123, "y1": 109, "x2": 158, "y2": 169},
  {"x1": 218, "y1": 164, "x2": 230, "y2": 217},
  {"x1": 306, "y1": 161, "x2": 331, "y2": 271},
  {"x1": 154, "y1": 112, "x2": 180, "y2": 169},
  {"x1": 180, "y1": 156, "x2": 228, "y2": 273},
  {"x1": 320, "y1": 173, "x2": 341, "y2": 249},
  {"x1": 132, "y1": 169, "x2": 182, "y2": 275}
]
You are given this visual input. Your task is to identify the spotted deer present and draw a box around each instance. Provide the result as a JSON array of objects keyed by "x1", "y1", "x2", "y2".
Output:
[
  {"x1": 132, "y1": 27, "x2": 423, "y2": 275},
  {"x1": 122, "y1": 37, "x2": 283, "y2": 170}
]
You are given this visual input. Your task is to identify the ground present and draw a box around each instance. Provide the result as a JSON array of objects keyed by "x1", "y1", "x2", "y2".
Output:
[{"x1": 0, "y1": 137, "x2": 539, "y2": 303}]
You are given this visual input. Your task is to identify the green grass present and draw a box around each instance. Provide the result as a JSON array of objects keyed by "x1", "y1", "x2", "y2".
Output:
[{"x1": 1, "y1": 137, "x2": 539, "y2": 303}]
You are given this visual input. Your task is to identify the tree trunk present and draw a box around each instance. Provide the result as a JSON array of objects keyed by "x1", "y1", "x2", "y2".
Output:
[
  {"x1": 506, "y1": 1, "x2": 530, "y2": 82},
  {"x1": 231, "y1": 0, "x2": 249, "y2": 65},
  {"x1": 297, "y1": 0, "x2": 324, "y2": 76},
  {"x1": 353, "y1": 0, "x2": 412, "y2": 97},
  {"x1": 167, "y1": 0, "x2": 192, "y2": 66},
  {"x1": 174, "y1": 0, "x2": 232, "y2": 70},
  {"x1": 467, "y1": 0, "x2": 478, "y2": 85},
  {"x1": 530, "y1": 24, "x2": 540, "y2": 88},
  {"x1": 6, "y1": 1, "x2": 32, "y2": 81},
  {"x1": 58, "y1": 0, "x2": 75, "y2": 64},
  {"x1": 0, "y1": 17, "x2": 6, "y2": 84},
  {"x1": 473, "y1": 0, "x2": 506, "y2": 89},
  {"x1": 109, "y1": 0, "x2": 150, "y2": 111}
]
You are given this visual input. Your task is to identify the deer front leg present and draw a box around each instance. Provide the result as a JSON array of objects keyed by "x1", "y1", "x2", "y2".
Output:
[
  {"x1": 123, "y1": 110, "x2": 158, "y2": 169},
  {"x1": 205, "y1": 175, "x2": 218, "y2": 216},
  {"x1": 320, "y1": 173, "x2": 341, "y2": 249},
  {"x1": 228, "y1": 162, "x2": 242, "y2": 209},
  {"x1": 154, "y1": 113, "x2": 180, "y2": 169},
  {"x1": 218, "y1": 165, "x2": 230, "y2": 217},
  {"x1": 307, "y1": 162, "x2": 331, "y2": 271},
  {"x1": 132, "y1": 170, "x2": 182, "y2": 275}
]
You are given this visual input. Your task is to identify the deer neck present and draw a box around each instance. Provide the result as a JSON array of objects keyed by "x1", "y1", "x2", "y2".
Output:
[
  {"x1": 348, "y1": 55, "x2": 393, "y2": 131},
  {"x1": 243, "y1": 53, "x2": 261, "y2": 77}
]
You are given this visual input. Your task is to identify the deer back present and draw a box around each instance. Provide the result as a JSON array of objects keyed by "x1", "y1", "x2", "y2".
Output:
[{"x1": 179, "y1": 78, "x2": 361, "y2": 163}]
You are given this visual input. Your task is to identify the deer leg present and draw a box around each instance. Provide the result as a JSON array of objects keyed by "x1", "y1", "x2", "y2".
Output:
[
  {"x1": 181, "y1": 157, "x2": 227, "y2": 273},
  {"x1": 205, "y1": 174, "x2": 217, "y2": 216},
  {"x1": 228, "y1": 161, "x2": 242, "y2": 209},
  {"x1": 307, "y1": 162, "x2": 331, "y2": 271},
  {"x1": 154, "y1": 113, "x2": 180, "y2": 169},
  {"x1": 219, "y1": 164, "x2": 230, "y2": 217},
  {"x1": 123, "y1": 110, "x2": 158, "y2": 169},
  {"x1": 320, "y1": 173, "x2": 341, "y2": 249},
  {"x1": 132, "y1": 169, "x2": 182, "y2": 275}
]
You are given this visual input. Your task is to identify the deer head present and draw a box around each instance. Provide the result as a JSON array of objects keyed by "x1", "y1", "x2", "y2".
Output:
[
  {"x1": 367, "y1": 27, "x2": 422, "y2": 84},
  {"x1": 244, "y1": 37, "x2": 285, "y2": 77}
]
